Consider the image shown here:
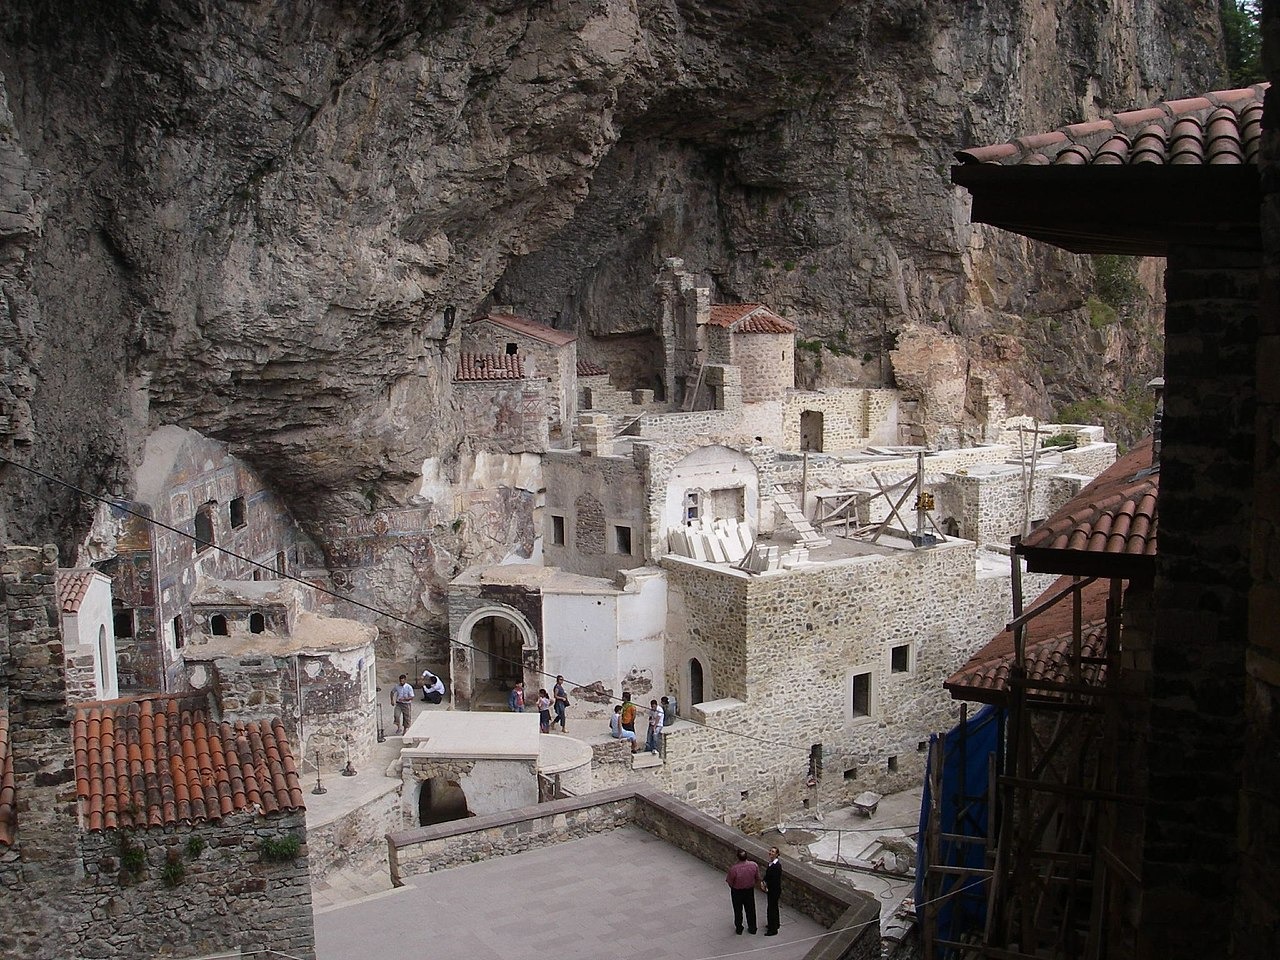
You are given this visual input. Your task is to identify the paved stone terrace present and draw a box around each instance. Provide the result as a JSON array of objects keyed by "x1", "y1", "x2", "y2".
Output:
[{"x1": 314, "y1": 826, "x2": 830, "y2": 960}]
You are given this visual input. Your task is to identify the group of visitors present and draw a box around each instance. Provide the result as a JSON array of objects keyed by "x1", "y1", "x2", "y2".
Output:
[
  {"x1": 725, "y1": 847, "x2": 784, "y2": 936},
  {"x1": 507, "y1": 676, "x2": 571, "y2": 733},
  {"x1": 609, "y1": 691, "x2": 677, "y2": 754}
]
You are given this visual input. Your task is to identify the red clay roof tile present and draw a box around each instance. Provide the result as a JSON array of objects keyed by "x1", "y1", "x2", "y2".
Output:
[
  {"x1": 946, "y1": 576, "x2": 1111, "y2": 704},
  {"x1": 73, "y1": 697, "x2": 303, "y2": 832},
  {"x1": 576, "y1": 358, "x2": 609, "y2": 377},
  {"x1": 472, "y1": 312, "x2": 576, "y2": 346},
  {"x1": 955, "y1": 84, "x2": 1268, "y2": 169},
  {"x1": 706, "y1": 303, "x2": 797, "y2": 334},
  {"x1": 454, "y1": 352, "x2": 525, "y2": 382},
  {"x1": 1019, "y1": 437, "x2": 1158, "y2": 570},
  {"x1": 56, "y1": 569, "x2": 96, "y2": 614}
]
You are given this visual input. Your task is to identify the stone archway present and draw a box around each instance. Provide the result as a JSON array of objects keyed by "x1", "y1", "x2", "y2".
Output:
[{"x1": 451, "y1": 604, "x2": 540, "y2": 711}]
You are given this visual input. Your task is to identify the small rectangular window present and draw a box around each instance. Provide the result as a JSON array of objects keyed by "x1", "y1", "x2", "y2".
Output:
[
  {"x1": 891, "y1": 644, "x2": 911, "y2": 673},
  {"x1": 851, "y1": 672, "x2": 872, "y2": 718},
  {"x1": 172, "y1": 616, "x2": 184, "y2": 650},
  {"x1": 684, "y1": 491, "x2": 701, "y2": 524},
  {"x1": 844, "y1": 767, "x2": 858, "y2": 781},
  {"x1": 505, "y1": 342, "x2": 518, "y2": 355},
  {"x1": 614, "y1": 524, "x2": 633, "y2": 556},
  {"x1": 229, "y1": 496, "x2": 247, "y2": 528},
  {"x1": 551, "y1": 515, "x2": 566, "y2": 546},
  {"x1": 887, "y1": 755, "x2": 898, "y2": 773},
  {"x1": 113, "y1": 608, "x2": 135, "y2": 639}
]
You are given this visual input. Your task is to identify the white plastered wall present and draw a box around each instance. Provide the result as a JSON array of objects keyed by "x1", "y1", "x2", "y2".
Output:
[{"x1": 662, "y1": 446, "x2": 760, "y2": 550}]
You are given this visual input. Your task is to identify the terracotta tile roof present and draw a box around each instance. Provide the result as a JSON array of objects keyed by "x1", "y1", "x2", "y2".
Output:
[
  {"x1": 1018, "y1": 437, "x2": 1158, "y2": 577},
  {"x1": 0, "y1": 709, "x2": 14, "y2": 846},
  {"x1": 946, "y1": 576, "x2": 1110, "y2": 704},
  {"x1": 473, "y1": 312, "x2": 576, "y2": 347},
  {"x1": 454, "y1": 352, "x2": 525, "y2": 382},
  {"x1": 577, "y1": 358, "x2": 608, "y2": 377},
  {"x1": 56, "y1": 568, "x2": 96, "y2": 614},
  {"x1": 955, "y1": 85, "x2": 1265, "y2": 167},
  {"x1": 73, "y1": 697, "x2": 304, "y2": 832},
  {"x1": 706, "y1": 303, "x2": 797, "y2": 334}
]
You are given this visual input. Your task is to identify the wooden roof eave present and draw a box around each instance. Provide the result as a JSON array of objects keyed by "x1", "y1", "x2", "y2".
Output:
[
  {"x1": 1016, "y1": 544, "x2": 1156, "y2": 581},
  {"x1": 949, "y1": 164, "x2": 1261, "y2": 256}
]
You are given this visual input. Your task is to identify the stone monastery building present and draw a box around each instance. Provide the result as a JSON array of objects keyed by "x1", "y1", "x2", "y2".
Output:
[{"x1": 444, "y1": 258, "x2": 1118, "y2": 825}]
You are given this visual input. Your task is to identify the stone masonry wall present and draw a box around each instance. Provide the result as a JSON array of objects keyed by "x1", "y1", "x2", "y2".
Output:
[
  {"x1": 1246, "y1": 63, "x2": 1280, "y2": 960},
  {"x1": 782, "y1": 389, "x2": 872, "y2": 451},
  {"x1": 76, "y1": 812, "x2": 314, "y2": 960},
  {"x1": 735, "y1": 333, "x2": 794, "y2": 404},
  {"x1": 657, "y1": 543, "x2": 1053, "y2": 825},
  {"x1": 1141, "y1": 245, "x2": 1257, "y2": 957}
]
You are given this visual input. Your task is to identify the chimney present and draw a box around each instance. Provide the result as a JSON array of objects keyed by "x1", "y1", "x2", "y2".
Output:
[
  {"x1": 575, "y1": 412, "x2": 613, "y2": 457},
  {"x1": 1147, "y1": 376, "x2": 1164, "y2": 465}
]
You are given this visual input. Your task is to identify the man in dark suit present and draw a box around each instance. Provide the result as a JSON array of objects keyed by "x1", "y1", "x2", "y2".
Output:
[{"x1": 763, "y1": 846, "x2": 783, "y2": 936}]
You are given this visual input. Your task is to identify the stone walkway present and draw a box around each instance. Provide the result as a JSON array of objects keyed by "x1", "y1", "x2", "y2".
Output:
[{"x1": 314, "y1": 826, "x2": 831, "y2": 960}]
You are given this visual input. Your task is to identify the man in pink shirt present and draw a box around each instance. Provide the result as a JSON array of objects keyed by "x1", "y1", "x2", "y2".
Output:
[{"x1": 725, "y1": 849, "x2": 761, "y2": 935}]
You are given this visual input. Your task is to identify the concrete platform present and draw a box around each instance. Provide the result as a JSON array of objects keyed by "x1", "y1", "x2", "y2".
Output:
[{"x1": 314, "y1": 826, "x2": 829, "y2": 960}]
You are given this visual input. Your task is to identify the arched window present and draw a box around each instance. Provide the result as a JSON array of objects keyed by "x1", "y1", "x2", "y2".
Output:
[
  {"x1": 210, "y1": 614, "x2": 228, "y2": 636},
  {"x1": 689, "y1": 657, "x2": 705, "y2": 706},
  {"x1": 97, "y1": 625, "x2": 115, "y2": 696},
  {"x1": 249, "y1": 611, "x2": 265, "y2": 634},
  {"x1": 194, "y1": 502, "x2": 216, "y2": 553}
]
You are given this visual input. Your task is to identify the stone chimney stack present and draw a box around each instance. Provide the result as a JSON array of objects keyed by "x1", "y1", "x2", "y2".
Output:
[
  {"x1": 575, "y1": 412, "x2": 613, "y2": 457},
  {"x1": 1147, "y1": 377, "x2": 1164, "y2": 464},
  {"x1": 2, "y1": 544, "x2": 78, "y2": 877}
]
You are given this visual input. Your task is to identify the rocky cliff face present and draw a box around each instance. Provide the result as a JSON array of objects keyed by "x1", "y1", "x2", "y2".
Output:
[{"x1": 0, "y1": 1, "x2": 1223, "y2": 646}]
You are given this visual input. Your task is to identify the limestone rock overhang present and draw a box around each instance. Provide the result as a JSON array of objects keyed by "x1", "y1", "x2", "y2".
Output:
[{"x1": 950, "y1": 163, "x2": 1261, "y2": 256}]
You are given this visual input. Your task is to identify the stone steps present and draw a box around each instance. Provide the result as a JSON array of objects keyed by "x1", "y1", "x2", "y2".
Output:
[
  {"x1": 771, "y1": 492, "x2": 831, "y2": 547},
  {"x1": 632, "y1": 751, "x2": 663, "y2": 770}
]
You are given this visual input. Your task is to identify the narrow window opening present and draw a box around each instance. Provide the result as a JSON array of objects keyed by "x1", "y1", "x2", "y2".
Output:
[
  {"x1": 614, "y1": 524, "x2": 633, "y2": 555},
  {"x1": 275, "y1": 551, "x2": 287, "y2": 577},
  {"x1": 808, "y1": 743, "x2": 823, "y2": 781},
  {"x1": 505, "y1": 342, "x2": 518, "y2": 355},
  {"x1": 551, "y1": 515, "x2": 566, "y2": 546},
  {"x1": 684, "y1": 491, "x2": 701, "y2": 525},
  {"x1": 844, "y1": 767, "x2": 858, "y2": 781},
  {"x1": 249, "y1": 611, "x2": 265, "y2": 634},
  {"x1": 918, "y1": 740, "x2": 928, "y2": 753},
  {"x1": 172, "y1": 616, "x2": 184, "y2": 649},
  {"x1": 211, "y1": 614, "x2": 228, "y2": 636},
  {"x1": 229, "y1": 496, "x2": 247, "y2": 529},
  {"x1": 194, "y1": 502, "x2": 216, "y2": 553},
  {"x1": 891, "y1": 644, "x2": 910, "y2": 673},
  {"x1": 887, "y1": 756, "x2": 899, "y2": 773},
  {"x1": 851, "y1": 672, "x2": 872, "y2": 718}
]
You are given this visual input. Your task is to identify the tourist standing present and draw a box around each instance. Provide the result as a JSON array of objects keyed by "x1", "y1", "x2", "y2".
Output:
[
  {"x1": 392, "y1": 674, "x2": 415, "y2": 735},
  {"x1": 725, "y1": 849, "x2": 760, "y2": 935},
  {"x1": 620, "y1": 692, "x2": 637, "y2": 737},
  {"x1": 661, "y1": 695, "x2": 678, "y2": 724},
  {"x1": 763, "y1": 847, "x2": 783, "y2": 935},
  {"x1": 645, "y1": 698, "x2": 664, "y2": 754},
  {"x1": 552, "y1": 675, "x2": 569, "y2": 732},
  {"x1": 537, "y1": 688, "x2": 552, "y2": 733},
  {"x1": 508, "y1": 681, "x2": 525, "y2": 712}
]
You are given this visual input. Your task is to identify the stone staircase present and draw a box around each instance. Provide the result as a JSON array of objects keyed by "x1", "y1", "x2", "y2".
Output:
[{"x1": 771, "y1": 492, "x2": 831, "y2": 548}]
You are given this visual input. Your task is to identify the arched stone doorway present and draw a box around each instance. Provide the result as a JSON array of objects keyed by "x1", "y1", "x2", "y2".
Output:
[
  {"x1": 452, "y1": 605, "x2": 540, "y2": 711},
  {"x1": 418, "y1": 777, "x2": 471, "y2": 826},
  {"x1": 689, "y1": 657, "x2": 705, "y2": 706}
]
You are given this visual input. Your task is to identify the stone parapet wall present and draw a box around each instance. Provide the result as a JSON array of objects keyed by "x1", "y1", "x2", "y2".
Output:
[
  {"x1": 386, "y1": 783, "x2": 879, "y2": 960},
  {"x1": 389, "y1": 788, "x2": 633, "y2": 880},
  {"x1": 308, "y1": 782, "x2": 404, "y2": 883},
  {"x1": 73, "y1": 812, "x2": 315, "y2": 960},
  {"x1": 782, "y1": 389, "x2": 873, "y2": 451}
]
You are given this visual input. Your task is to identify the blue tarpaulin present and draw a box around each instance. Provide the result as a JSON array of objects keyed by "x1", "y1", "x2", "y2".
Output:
[{"x1": 915, "y1": 704, "x2": 1003, "y2": 956}]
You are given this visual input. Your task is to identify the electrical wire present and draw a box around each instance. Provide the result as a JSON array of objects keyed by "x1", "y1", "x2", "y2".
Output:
[{"x1": 0, "y1": 452, "x2": 816, "y2": 755}]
